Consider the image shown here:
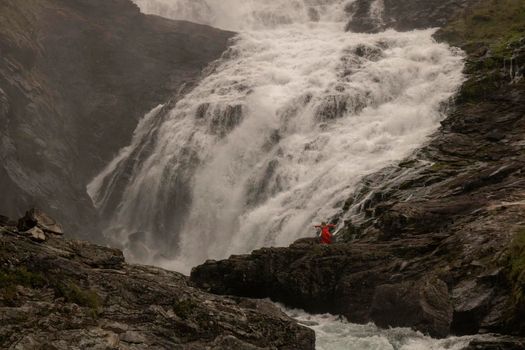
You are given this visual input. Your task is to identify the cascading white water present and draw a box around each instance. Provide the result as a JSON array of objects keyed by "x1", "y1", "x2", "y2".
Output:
[
  {"x1": 131, "y1": 0, "x2": 349, "y2": 31},
  {"x1": 88, "y1": 0, "x2": 465, "y2": 273},
  {"x1": 283, "y1": 307, "x2": 474, "y2": 350}
]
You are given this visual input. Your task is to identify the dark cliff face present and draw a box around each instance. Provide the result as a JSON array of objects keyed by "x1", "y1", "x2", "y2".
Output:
[
  {"x1": 0, "y1": 0, "x2": 233, "y2": 240},
  {"x1": 192, "y1": 0, "x2": 525, "y2": 343}
]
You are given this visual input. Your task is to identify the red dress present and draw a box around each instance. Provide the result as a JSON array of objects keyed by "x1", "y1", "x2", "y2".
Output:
[{"x1": 315, "y1": 224, "x2": 336, "y2": 244}]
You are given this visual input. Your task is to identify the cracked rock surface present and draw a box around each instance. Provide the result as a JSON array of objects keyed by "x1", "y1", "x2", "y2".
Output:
[{"x1": 0, "y1": 219, "x2": 314, "y2": 350}]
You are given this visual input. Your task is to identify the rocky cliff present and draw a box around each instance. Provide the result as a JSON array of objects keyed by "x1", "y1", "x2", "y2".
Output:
[
  {"x1": 0, "y1": 0, "x2": 233, "y2": 240},
  {"x1": 191, "y1": 0, "x2": 525, "y2": 344},
  {"x1": 0, "y1": 211, "x2": 314, "y2": 349}
]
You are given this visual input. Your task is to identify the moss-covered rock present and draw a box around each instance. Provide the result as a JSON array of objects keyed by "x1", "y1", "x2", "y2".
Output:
[
  {"x1": 55, "y1": 282, "x2": 102, "y2": 316},
  {"x1": 436, "y1": 0, "x2": 525, "y2": 56},
  {"x1": 0, "y1": 267, "x2": 47, "y2": 290},
  {"x1": 436, "y1": 0, "x2": 525, "y2": 104}
]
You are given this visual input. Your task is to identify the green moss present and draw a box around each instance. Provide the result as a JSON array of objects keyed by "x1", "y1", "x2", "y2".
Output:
[
  {"x1": 173, "y1": 299, "x2": 197, "y2": 319},
  {"x1": 56, "y1": 282, "x2": 101, "y2": 316},
  {"x1": 430, "y1": 162, "x2": 449, "y2": 171},
  {"x1": 0, "y1": 267, "x2": 47, "y2": 289},
  {"x1": 0, "y1": 267, "x2": 47, "y2": 306},
  {"x1": 438, "y1": 0, "x2": 525, "y2": 57}
]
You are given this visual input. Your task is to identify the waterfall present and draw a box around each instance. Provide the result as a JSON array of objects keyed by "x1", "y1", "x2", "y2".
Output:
[
  {"x1": 88, "y1": 0, "x2": 464, "y2": 273},
  {"x1": 130, "y1": 0, "x2": 349, "y2": 30}
]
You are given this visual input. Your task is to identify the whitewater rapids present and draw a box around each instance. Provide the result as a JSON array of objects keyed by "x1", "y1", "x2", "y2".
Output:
[
  {"x1": 88, "y1": 0, "x2": 464, "y2": 273},
  {"x1": 283, "y1": 307, "x2": 474, "y2": 350}
]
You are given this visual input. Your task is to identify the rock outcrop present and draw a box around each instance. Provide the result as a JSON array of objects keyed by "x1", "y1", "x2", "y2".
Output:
[
  {"x1": 192, "y1": 238, "x2": 459, "y2": 337},
  {"x1": 192, "y1": 0, "x2": 525, "y2": 344},
  {"x1": 0, "y1": 0, "x2": 233, "y2": 240},
  {"x1": 0, "y1": 211, "x2": 314, "y2": 349},
  {"x1": 369, "y1": 276, "x2": 453, "y2": 337}
]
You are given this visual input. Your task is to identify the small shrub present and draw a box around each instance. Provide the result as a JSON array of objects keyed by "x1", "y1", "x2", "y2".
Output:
[
  {"x1": 173, "y1": 299, "x2": 197, "y2": 319},
  {"x1": 0, "y1": 267, "x2": 46, "y2": 289},
  {"x1": 438, "y1": 0, "x2": 525, "y2": 57},
  {"x1": 0, "y1": 285, "x2": 18, "y2": 306},
  {"x1": 56, "y1": 282, "x2": 101, "y2": 316}
]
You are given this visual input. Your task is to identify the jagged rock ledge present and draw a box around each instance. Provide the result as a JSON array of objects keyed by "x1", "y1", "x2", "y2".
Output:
[
  {"x1": 0, "y1": 0, "x2": 234, "y2": 240},
  {"x1": 0, "y1": 210, "x2": 314, "y2": 349},
  {"x1": 191, "y1": 238, "x2": 525, "y2": 348}
]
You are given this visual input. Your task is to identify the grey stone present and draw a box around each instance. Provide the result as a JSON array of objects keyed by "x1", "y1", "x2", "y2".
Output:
[
  {"x1": 0, "y1": 232, "x2": 314, "y2": 349},
  {"x1": 369, "y1": 276, "x2": 453, "y2": 338},
  {"x1": 23, "y1": 227, "x2": 46, "y2": 242}
]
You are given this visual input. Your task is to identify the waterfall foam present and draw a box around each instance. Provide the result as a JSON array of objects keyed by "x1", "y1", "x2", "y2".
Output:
[
  {"x1": 283, "y1": 307, "x2": 474, "y2": 350},
  {"x1": 131, "y1": 0, "x2": 350, "y2": 30},
  {"x1": 88, "y1": 0, "x2": 464, "y2": 272}
]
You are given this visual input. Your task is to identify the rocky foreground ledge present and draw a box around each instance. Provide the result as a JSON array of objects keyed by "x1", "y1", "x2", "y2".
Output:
[{"x1": 0, "y1": 210, "x2": 314, "y2": 350}]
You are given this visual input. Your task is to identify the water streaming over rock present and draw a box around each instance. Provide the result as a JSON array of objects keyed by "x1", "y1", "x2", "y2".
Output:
[
  {"x1": 88, "y1": 0, "x2": 464, "y2": 273},
  {"x1": 283, "y1": 308, "x2": 474, "y2": 350}
]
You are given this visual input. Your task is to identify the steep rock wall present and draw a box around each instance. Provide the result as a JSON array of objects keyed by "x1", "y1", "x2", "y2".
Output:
[{"x1": 0, "y1": 0, "x2": 233, "y2": 240}]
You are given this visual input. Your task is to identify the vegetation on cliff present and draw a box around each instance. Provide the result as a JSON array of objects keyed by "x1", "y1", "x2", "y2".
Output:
[
  {"x1": 437, "y1": 0, "x2": 525, "y2": 55},
  {"x1": 436, "y1": 0, "x2": 524, "y2": 101}
]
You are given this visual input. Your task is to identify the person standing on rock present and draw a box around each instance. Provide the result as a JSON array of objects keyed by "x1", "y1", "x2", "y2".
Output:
[{"x1": 314, "y1": 222, "x2": 336, "y2": 244}]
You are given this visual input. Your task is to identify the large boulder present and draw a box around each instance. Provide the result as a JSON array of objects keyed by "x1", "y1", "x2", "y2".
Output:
[
  {"x1": 22, "y1": 226, "x2": 46, "y2": 243},
  {"x1": 369, "y1": 276, "x2": 453, "y2": 338},
  {"x1": 191, "y1": 237, "x2": 450, "y2": 325},
  {"x1": 17, "y1": 208, "x2": 64, "y2": 235}
]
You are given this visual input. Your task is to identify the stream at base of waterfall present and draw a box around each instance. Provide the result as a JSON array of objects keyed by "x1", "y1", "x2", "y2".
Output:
[{"x1": 282, "y1": 306, "x2": 475, "y2": 350}]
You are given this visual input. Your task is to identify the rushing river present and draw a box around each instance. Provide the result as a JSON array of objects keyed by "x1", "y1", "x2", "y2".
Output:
[{"x1": 282, "y1": 307, "x2": 473, "y2": 350}]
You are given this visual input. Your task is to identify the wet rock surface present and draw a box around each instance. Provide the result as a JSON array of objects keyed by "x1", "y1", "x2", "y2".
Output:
[
  {"x1": 0, "y1": 212, "x2": 314, "y2": 350},
  {"x1": 464, "y1": 335, "x2": 525, "y2": 350},
  {"x1": 0, "y1": 0, "x2": 233, "y2": 240},
  {"x1": 191, "y1": 238, "x2": 459, "y2": 338},
  {"x1": 370, "y1": 276, "x2": 453, "y2": 338}
]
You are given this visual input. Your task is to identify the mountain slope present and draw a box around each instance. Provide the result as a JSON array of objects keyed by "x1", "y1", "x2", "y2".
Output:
[{"x1": 0, "y1": 0, "x2": 233, "y2": 240}]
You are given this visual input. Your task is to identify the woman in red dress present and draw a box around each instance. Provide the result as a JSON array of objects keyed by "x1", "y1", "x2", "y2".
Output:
[{"x1": 314, "y1": 222, "x2": 336, "y2": 244}]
